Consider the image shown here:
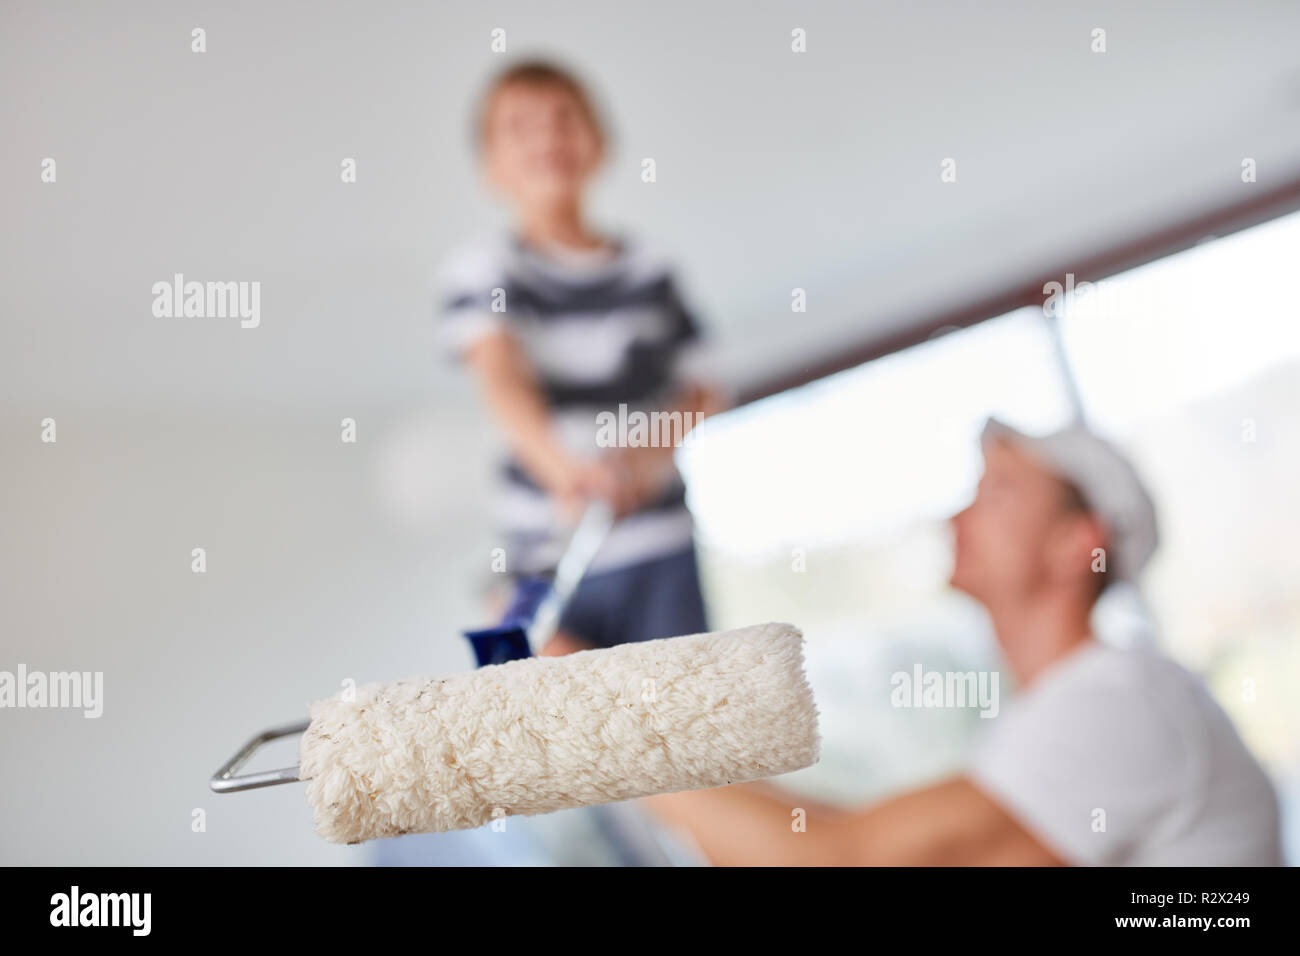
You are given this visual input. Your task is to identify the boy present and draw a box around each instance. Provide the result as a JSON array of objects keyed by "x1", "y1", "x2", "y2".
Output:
[{"x1": 438, "y1": 61, "x2": 722, "y2": 655}]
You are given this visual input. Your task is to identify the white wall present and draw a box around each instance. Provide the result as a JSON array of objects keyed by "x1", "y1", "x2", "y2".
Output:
[
  {"x1": 4, "y1": 0, "x2": 1300, "y2": 410},
  {"x1": 0, "y1": 403, "x2": 500, "y2": 864}
]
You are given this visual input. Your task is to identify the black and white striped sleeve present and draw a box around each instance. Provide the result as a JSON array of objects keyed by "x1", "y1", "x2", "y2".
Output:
[{"x1": 435, "y1": 243, "x2": 510, "y2": 359}]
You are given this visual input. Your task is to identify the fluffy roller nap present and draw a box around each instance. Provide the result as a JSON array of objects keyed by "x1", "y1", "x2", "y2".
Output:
[{"x1": 299, "y1": 622, "x2": 820, "y2": 843}]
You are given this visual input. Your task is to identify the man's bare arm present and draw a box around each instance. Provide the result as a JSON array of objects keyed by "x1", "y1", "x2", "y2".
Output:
[
  {"x1": 642, "y1": 782, "x2": 848, "y2": 866},
  {"x1": 643, "y1": 776, "x2": 1065, "y2": 866}
]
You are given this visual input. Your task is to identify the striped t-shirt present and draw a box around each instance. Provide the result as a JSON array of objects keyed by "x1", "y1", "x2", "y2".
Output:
[{"x1": 437, "y1": 234, "x2": 711, "y2": 576}]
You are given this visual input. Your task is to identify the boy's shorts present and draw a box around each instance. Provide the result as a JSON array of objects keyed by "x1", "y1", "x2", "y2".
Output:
[{"x1": 557, "y1": 546, "x2": 708, "y2": 649}]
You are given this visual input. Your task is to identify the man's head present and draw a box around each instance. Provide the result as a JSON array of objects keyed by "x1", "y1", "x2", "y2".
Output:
[
  {"x1": 476, "y1": 61, "x2": 605, "y2": 214},
  {"x1": 949, "y1": 419, "x2": 1158, "y2": 614}
]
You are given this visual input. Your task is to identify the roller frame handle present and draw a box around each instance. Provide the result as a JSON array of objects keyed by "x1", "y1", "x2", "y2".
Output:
[{"x1": 210, "y1": 720, "x2": 309, "y2": 793}]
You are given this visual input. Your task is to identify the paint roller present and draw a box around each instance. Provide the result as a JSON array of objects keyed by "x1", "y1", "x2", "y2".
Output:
[{"x1": 210, "y1": 504, "x2": 820, "y2": 844}]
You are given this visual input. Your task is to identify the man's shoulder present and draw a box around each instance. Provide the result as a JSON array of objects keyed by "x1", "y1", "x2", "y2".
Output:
[
  {"x1": 1051, "y1": 640, "x2": 1195, "y2": 692},
  {"x1": 1038, "y1": 643, "x2": 1212, "y2": 723},
  {"x1": 1044, "y1": 642, "x2": 1264, "y2": 768}
]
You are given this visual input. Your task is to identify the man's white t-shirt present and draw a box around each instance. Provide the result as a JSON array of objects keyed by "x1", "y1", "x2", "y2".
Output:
[{"x1": 968, "y1": 640, "x2": 1281, "y2": 866}]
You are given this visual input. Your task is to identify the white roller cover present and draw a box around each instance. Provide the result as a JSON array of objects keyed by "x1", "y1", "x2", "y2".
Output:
[{"x1": 300, "y1": 622, "x2": 820, "y2": 844}]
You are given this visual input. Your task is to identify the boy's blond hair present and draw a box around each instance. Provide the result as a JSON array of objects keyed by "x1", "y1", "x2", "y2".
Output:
[{"x1": 476, "y1": 60, "x2": 606, "y2": 150}]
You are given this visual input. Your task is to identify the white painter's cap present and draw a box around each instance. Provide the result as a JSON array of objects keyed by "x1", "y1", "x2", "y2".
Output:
[{"x1": 981, "y1": 418, "x2": 1159, "y2": 580}]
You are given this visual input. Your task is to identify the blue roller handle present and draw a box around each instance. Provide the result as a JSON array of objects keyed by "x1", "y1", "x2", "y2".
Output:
[
  {"x1": 462, "y1": 502, "x2": 614, "y2": 667},
  {"x1": 463, "y1": 577, "x2": 549, "y2": 666}
]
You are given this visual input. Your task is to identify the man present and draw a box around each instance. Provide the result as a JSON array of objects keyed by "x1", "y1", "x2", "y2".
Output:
[{"x1": 643, "y1": 418, "x2": 1282, "y2": 865}]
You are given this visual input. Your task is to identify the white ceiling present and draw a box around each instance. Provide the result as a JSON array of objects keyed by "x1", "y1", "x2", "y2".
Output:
[{"x1": 4, "y1": 0, "x2": 1300, "y2": 412}]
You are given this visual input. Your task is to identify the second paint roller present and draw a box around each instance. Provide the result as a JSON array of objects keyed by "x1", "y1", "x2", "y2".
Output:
[{"x1": 300, "y1": 621, "x2": 819, "y2": 844}]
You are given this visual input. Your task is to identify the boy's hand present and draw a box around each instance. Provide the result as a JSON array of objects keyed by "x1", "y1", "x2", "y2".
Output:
[
  {"x1": 550, "y1": 458, "x2": 619, "y2": 520},
  {"x1": 550, "y1": 452, "x2": 668, "y2": 520},
  {"x1": 608, "y1": 445, "x2": 676, "y2": 514}
]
